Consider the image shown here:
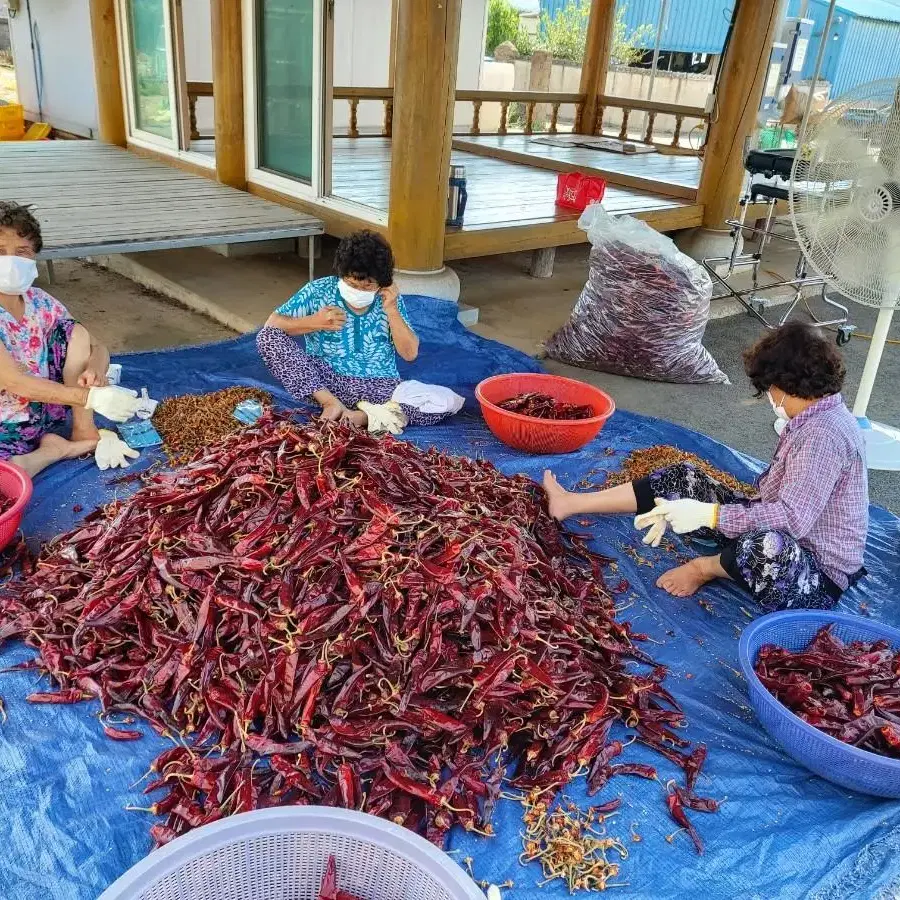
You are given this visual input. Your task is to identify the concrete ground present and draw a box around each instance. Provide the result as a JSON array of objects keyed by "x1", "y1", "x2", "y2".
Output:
[{"x1": 40, "y1": 236, "x2": 900, "y2": 511}]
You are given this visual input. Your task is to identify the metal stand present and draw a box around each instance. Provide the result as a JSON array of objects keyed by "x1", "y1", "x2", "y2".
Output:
[{"x1": 701, "y1": 151, "x2": 855, "y2": 344}]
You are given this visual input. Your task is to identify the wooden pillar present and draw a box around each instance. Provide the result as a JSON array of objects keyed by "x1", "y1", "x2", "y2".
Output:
[
  {"x1": 577, "y1": 0, "x2": 616, "y2": 135},
  {"x1": 698, "y1": 0, "x2": 784, "y2": 228},
  {"x1": 388, "y1": 0, "x2": 399, "y2": 87},
  {"x1": 211, "y1": 0, "x2": 246, "y2": 189},
  {"x1": 388, "y1": 0, "x2": 462, "y2": 272},
  {"x1": 89, "y1": 0, "x2": 127, "y2": 146}
]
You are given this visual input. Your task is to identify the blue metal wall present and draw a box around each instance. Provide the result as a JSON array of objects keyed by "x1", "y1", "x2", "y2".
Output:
[
  {"x1": 538, "y1": 0, "x2": 734, "y2": 54},
  {"x1": 786, "y1": 0, "x2": 900, "y2": 95}
]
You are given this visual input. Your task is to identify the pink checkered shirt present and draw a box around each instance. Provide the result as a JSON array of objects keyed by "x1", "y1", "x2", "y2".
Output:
[{"x1": 718, "y1": 393, "x2": 868, "y2": 589}]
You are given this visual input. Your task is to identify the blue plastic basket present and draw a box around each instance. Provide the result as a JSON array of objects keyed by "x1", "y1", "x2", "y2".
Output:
[{"x1": 738, "y1": 609, "x2": 900, "y2": 798}]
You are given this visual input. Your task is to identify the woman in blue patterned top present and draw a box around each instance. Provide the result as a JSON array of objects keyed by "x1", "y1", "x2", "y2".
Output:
[{"x1": 257, "y1": 231, "x2": 459, "y2": 429}]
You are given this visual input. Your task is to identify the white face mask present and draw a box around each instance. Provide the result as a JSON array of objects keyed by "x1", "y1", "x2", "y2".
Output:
[
  {"x1": 767, "y1": 390, "x2": 790, "y2": 422},
  {"x1": 0, "y1": 256, "x2": 38, "y2": 296},
  {"x1": 338, "y1": 279, "x2": 377, "y2": 310}
]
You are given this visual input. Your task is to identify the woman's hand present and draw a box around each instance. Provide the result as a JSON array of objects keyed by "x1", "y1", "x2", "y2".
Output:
[
  {"x1": 382, "y1": 286, "x2": 419, "y2": 362},
  {"x1": 379, "y1": 283, "x2": 400, "y2": 312},
  {"x1": 78, "y1": 367, "x2": 107, "y2": 388},
  {"x1": 312, "y1": 305, "x2": 347, "y2": 332}
]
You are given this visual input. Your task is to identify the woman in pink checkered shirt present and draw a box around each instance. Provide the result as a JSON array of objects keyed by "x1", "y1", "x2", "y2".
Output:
[{"x1": 544, "y1": 323, "x2": 868, "y2": 613}]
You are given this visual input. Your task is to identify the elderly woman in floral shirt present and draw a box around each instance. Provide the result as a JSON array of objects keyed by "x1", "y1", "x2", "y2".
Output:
[
  {"x1": 544, "y1": 323, "x2": 868, "y2": 612},
  {"x1": 0, "y1": 203, "x2": 142, "y2": 476}
]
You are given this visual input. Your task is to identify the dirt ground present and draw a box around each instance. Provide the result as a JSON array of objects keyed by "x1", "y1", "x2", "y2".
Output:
[{"x1": 38, "y1": 260, "x2": 233, "y2": 351}]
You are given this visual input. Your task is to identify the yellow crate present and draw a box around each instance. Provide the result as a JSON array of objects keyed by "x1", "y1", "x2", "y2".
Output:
[{"x1": 0, "y1": 104, "x2": 26, "y2": 141}]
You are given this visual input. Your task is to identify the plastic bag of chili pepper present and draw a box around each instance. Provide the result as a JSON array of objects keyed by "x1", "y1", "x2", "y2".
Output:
[{"x1": 544, "y1": 206, "x2": 728, "y2": 385}]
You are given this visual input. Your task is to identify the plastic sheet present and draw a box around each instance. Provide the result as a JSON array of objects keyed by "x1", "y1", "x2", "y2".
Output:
[
  {"x1": 1, "y1": 296, "x2": 899, "y2": 900},
  {"x1": 545, "y1": 206, "x2": 728, "y2": 385}
]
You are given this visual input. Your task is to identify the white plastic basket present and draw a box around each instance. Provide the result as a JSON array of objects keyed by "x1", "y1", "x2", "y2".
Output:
[{"x1": 99, "y1": 807, "x2": 487, "y2": 900}]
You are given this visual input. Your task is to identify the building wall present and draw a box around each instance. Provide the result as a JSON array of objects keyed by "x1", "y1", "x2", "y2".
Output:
[
  {"x1": 479, "y1": 57, "x2": 712, "y2": 134},
  {"x1": 831, "y1": 13, "x2": 900, "y2": 94},
  {"x1": 787, "y1": 0, "x2": 900, "y2": 96},
  {"x1": 181, "y1": 0, "x2": 214, "y2": 136},
  {"x1": 334, "y1": 0, "x2": 488, "y2": 132},
  {"x1": 8, "y1": 0, "x2": 98, "y2": 136}
]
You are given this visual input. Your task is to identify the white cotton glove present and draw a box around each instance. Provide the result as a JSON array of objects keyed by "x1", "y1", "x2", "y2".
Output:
[
  {"x1": 85, "y1": 385, "x2": 141, "y2": 422},
  {"x1": 95, "y1": 429, "x2": 140, "y2": 470},
  {"x1": 357, "y1": 400, "x2": 408, "y2": 436},
  {"x1": 634, "y1": 508, "x2": 668, "y2": 547},
  {"x1": 654, "y1": 497, "x2": 719, "y2": 534}
]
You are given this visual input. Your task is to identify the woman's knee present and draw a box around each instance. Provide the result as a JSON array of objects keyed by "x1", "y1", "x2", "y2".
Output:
[
  {"x1": 61, "y1": 323, "x2": 91, "y2": 382},
  {"x1": 734, "y1": 528, "x2": 797, "y2": 559}
]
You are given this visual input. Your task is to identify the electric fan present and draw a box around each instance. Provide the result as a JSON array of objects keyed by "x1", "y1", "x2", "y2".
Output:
[{"x1": 789, "y1": 78, "x2": 900, "y2": 471}]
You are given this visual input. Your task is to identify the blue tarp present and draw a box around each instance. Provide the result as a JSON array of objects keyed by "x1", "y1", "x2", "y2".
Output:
[{"x1": 1, "y1": 297, "x2": 899, "y2": 900}]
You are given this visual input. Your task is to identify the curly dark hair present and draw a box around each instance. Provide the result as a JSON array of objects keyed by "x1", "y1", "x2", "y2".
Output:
[
  {"x1": 743, "y1": 321, "x2": 846, "y2": 399},
  {"x1": 0, "y1": 201, "x2": 42, "y2": 254},
  {"x1": 334, "y1": 230, "x2": 394, "y2": 288}
]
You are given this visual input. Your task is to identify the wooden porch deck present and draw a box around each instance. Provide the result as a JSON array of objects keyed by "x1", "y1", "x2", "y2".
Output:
[
  {"x1": 0, "y1": 141, "x2": 323, "y2": 259},
  {"x1": 331, "y1": 137, "x2": 702, "y2": 259}
]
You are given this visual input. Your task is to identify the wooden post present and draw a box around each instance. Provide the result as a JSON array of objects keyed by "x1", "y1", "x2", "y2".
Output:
[
  {"x1": 698, "y1": 0, "x2": 784, "y2": 228},
  {"x1": 577, "y1": 0, "x2": 616, "y2": 135},
  {"x1": 388, "y1": 0, "x2": 462, "y2": 272},
  {"x1": 89, "y1": 0, "x2": 127, "y2": 146},
  {"x1": 388, "y1": 0, "x2": 400, "y2": 87},
  {"x1": 211, "y1": 0, "x2": 246, "y2": 189},
  {"x1": 529, "y1": 48, "x2": 552, "y2": 131}
]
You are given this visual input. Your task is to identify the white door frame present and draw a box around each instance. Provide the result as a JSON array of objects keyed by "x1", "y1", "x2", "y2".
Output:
[
  {"x1": 116, "y1": 0, "x2": 181, "y2": 151},
  {"x1": 243, "y1": 0, "x2": 387, "y2": 225}
]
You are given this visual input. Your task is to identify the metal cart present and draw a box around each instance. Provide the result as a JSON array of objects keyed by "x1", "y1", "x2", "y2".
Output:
[{"x1": 701, "y1": 148, "x2": 855, "y2": 345}]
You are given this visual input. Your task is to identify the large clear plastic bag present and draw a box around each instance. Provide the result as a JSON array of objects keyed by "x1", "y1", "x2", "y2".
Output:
[{"x1": 545, "y1": 205, "x2": 729, "y2": 385}]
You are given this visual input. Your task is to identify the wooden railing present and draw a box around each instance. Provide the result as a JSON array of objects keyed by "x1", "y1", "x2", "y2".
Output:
[
  {"x1": 332, "y1": 87, "x2": 709, "y2": 148},
  {"x1": 187, "y1": 81, "x2": 214, "y2": 141}
]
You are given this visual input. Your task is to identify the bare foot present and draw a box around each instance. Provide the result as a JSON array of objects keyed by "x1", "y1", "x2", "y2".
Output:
[
  {"x1": 543, "y1": 470, "x2": 577, "y2": 521},
  {"x1": 11, "y1": 433, "x2": 99, "y2": 478},
  {"x1": 343, "y1": 410, "x2": 368, "y2": 429},
  {"x1": 656, "y1": 558, "x2": 716, "y2": 598},
  {"x1": 319, "y1": 399, "x2": 347, "y2": 422}
]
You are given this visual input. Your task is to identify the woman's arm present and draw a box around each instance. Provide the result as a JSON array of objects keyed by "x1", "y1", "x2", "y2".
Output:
[
  {"x1": 0, "y1": 344, "x2": 89, "y2": 408},
  {"x1": 265, "y1": 307, "x2": 346, "y2": 336},
  {"x1": 381, "y1": 285, "x2": 419, "y2": 362},
  {"x1": 718, "y1": 426, "x2": 843, "y2": 540},
  {"x1": 80, "y1": 333, "x2": 111, "y2": 387}
]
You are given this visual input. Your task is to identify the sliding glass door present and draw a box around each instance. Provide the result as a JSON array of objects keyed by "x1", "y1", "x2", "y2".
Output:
[
  {"x1": 246, "y1": 0, "x2": 323, "y2": 197},
  {"x1": 119, "y1": 0, "x2": 179, "y2": 148},
  {"x1": 256, "y1": 0, "x2": 316, "y2": 183}
]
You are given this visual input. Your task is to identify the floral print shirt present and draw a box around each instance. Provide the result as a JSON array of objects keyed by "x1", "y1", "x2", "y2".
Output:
[
  {"x1": 0, "y1": 287, "x2": 74, "y2": 424},
  {"x1": 275, "y1": 276, "x2": 411, "y2": 379}
]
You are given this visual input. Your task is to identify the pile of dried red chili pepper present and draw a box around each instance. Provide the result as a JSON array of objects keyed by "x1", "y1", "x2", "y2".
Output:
[
  {"x1": 0, "y1": 415, "x2": 712, "y2": 859},
  {"x1": 0, "y1": 492, "x2": 16, "y2": 517},
  {"x1": 498, "y1": 392, "x2": 595, "y2": 421},
  {"x1": 756, "y1": 625, "x2": 900, "y2": 758}
]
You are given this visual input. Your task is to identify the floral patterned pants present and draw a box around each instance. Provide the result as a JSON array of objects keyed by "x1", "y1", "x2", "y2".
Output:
[
  {"x1": 256, "y1": 327, "x2": 449, "y2": 427},
  {"x1": 0, "y1": 320, "x2": 74, "y2": 459},
  {"x1": 633, "y1": 462, "x2": 839, "y2": 611}
]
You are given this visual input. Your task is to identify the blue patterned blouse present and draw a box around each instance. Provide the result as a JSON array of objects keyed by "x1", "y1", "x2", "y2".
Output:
[{"x1": 275, "y1": 276, "x2": 412, "y2": 379}]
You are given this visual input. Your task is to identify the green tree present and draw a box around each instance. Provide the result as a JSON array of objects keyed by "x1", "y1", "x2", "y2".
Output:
[
  {"x1": 540, "y1": 2, "x2": 654, "y2": 66},
  {"x1": 485, "y1": 0, "x2": 521, "y2": 55}
]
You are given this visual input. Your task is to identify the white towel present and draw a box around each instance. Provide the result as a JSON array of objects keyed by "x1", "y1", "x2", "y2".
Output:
[{"x1": 391, "y1": 380, "x2": 465, "y2": 415}]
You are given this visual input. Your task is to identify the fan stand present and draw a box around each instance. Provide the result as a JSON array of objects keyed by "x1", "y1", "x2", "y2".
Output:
[
  {"x1": 771, "y1": 307, "x2": 900, "y2": 470},
  {"x1": 852, "y1": 306, "x2": 900, "y2": 471}
]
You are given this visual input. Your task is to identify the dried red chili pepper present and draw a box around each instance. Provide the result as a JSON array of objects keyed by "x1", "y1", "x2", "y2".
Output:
[
  {"x1": 497, "y1": 392, "x2": 594, "y2": 421},
  {"x1": 756, "y1": 625, "x2": 900, "y2": 759},
  {"x1": 0, "y1": 415, "x2": 710, "y2": 852}
]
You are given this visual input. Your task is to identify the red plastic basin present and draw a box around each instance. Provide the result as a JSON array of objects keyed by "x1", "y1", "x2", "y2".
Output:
[
  {"x1": 476, "y1": 373, "x2": 615, "y2": 454},
  {"x1": 0, "y1": 461, "x2": 32, "y2": 551}
]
